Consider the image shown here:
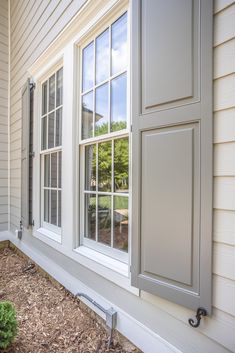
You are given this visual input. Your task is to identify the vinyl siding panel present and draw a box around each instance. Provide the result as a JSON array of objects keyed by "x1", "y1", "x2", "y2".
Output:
[
  {"x1": 0, "y1": 0, "x2": 8, "y2": 231},
  {"x1": 213, "y1": 0, "x2": 235, "y2": 342},
  {"x1": 9, "y1": 0, "x2": 86, "y2": 230}
]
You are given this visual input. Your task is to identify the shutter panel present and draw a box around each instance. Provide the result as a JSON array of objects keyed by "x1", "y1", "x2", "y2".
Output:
[
  {"x1": 131, "y1": 0, "x2": 213, "y2": 314},
  {"x1": 21, "y1": 79, "x2": 33, "y2": 229}
]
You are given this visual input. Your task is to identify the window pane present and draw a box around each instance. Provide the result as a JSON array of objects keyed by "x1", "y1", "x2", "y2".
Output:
[
  {"x1": 85, "y1": 145, "x2": 96, "y2": 191},
  {"x1": 114, "y1": 137, "x2": 129, "y2": 193},
  {"x1": 44, "y1": 189, "x2": 49, "y2": 222},
  {"x1": 85, "y1": 194, "x2": 96, "y2": 241},
  {"x1": 82, "y1": 42, "x2": 94, "y2": 92},
  {"x1": 49, "y1": 74, "x2": 55, "y2": 112},
  {"x1": 98, "y1": 195, "x2": 111, "y2": 246},
  {"x1": 58, "y1": 151, "x2": 62, "y2": 189},
  {"x1": 56, "y1": 68, "x2": 63, "y2": 107},
  {"x1": 111, "y1": 73, "x2": 127, "y2": 131},
  {"x1": 42, "y1": 82, "x2": 47, "y2": 115},
  {"x1": 111, "y1": 13, "x2": 127, "y2": 75},
  {"x1": 98, "y1": 141, "x2": 112, "y2": 192},
  {"x1": 44, "y1": 154, "x2": 50, "y2": 187},
  {"x1": 58, "y1": 190, "x2": 61, "y2": 227},
  {"x1": 51, "y1": 190, "x2": 57, "y2": 226},
  {"x1": 113, "y1": 196, "x2": 128, "y2": 252},
  {"x1": 56, "y1": 108, "x2": 62, "y2": 146},
  {"x1": 82, "y1": 92, "x2": 93, "y2": 139},
  {"x1": 95, "y1": 83, "x2": 109, "y2": 136},
  {"x1": 96, "y1": 29, "x2": 109, "y2": 84},
  {"x1": 51, "y1": 152, "x2": 57, "y2": 188},
  {"x1": 48, "y1": 112, "x2": 55, "y2": 149},
  {"x1": 41, "y1": 116, "x2": 47, "y2": 150}
]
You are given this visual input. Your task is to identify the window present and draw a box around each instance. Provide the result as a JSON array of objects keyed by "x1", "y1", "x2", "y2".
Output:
[
  {"x1": 40, "y1": 67, "x2": 63, "y2": 236},
  {"x1": 79, "y1": 12, "x2": 129, "y2": 262}
]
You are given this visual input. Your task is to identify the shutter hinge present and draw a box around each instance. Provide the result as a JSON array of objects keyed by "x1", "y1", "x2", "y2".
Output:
[
  {"x1": 30, "y1": 82, "x2": 36, "y2": 90},
  {"x1": 29, "y1": 151, "x2": 35, "y2": 158},
  {"x1": 31, "y1": 219, "x2": 35, "y2": 227}
]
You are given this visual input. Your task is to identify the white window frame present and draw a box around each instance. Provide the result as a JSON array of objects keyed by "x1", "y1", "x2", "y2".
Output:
[
  {"x1": 77, "y1": 10, "x2": 130, "y2": 264},
  {"x1": 29, "y1": 0, "x2": 138, "y2": 295}
]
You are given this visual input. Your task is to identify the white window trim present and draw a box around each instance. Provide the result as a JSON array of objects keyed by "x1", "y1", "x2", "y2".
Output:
[{"x1": 29, "y1": 0, "x2": 138, "y2": 295}]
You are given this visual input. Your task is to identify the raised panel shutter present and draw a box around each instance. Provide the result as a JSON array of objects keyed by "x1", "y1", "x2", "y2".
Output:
[
  {"x1": 21, "y1": 79, "x2": 34, "y2": 229},
  {"x1": 131, "y1": 0, "x2": 213, "y2": 314}
]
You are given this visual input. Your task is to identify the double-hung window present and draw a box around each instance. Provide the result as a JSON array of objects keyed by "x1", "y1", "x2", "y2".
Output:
[
  {"x1": 79, "y1": 12, "x2": 129, "y2": 262},
  {"x1": 40, "y1": 67, "x2": 63, "y2": 238}
]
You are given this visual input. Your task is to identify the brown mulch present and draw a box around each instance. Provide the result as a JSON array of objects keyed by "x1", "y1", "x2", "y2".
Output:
[{"x1": 0, "y1": 247, "x2": 140, "y2": 353}]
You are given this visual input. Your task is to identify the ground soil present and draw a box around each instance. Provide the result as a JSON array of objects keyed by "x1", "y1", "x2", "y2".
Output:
[{"x1": 0, "y1": 246, "x2": 141, "y2": 353}]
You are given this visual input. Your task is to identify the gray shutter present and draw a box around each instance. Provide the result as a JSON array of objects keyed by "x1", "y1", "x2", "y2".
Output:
[
  {"x1": 131, "y1": 0, "x2": 213, "y2": 314},
  {"x1": 21, "y1": 79, "x2": 33, "y2": 229}
]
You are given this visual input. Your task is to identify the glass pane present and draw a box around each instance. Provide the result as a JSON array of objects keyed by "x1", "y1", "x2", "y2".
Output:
[
  {"x1": 98, "y1": 141, "x2": 112, "y2": 192},
  {"x1": 56, "y1": 108, "x2": 62, "y2": 146},
  {"x1": 49, "y1": 74, "x2": 55, "y2": 112},
  {"x1": 58, "y1": 151, "x2": 62, "y2": 189},
  {"x1": 96, "y1": 29, "x2": 109, "y2": 84},
  {"x1": 41, "y1": 116, "x2": 47, "y2": 150},
  {"x1": 82, "y1": 42, "x2": 94, "y2": 92},
  {"x1": 42, "y1": 81, "x2": 47, "y2": 115},
  {"x1": 56, "y1": 68, "x2": 63, "y2": 107},
  {"x1": 82, "y1": 92, "x2": 93, "y2": 139},
  {"x1": 44, "y1": 189, "x2": 49, "y2": 223},
  {"x1": 51, "y1": 190, "x2": 57, "y2": 226},
  {"x1": 95, "y1": 83, "x2": 109, "y2": 136},
  {"x1": 58, "y1": 190, "x2": 61, "y2": 227},
  {"x1": 44, "y1": 154, "x2": 50, "y2": 187},
  {"x1": 111, "y1": 13, "x2": 127, "y2": 75},
  {"x1": 85, "y1": 144, "x2": 96, "y2": 191},
  {"x1": 98, "y1": 195, "x2": 111, "y2": 246},
  {"x1": 114, "y1": 137, "x2": 129, "y2": 193},
  {"x1": 113, "y1": 196, "x2": 128, "y2": 252},
  {"x1": 51, "y1": 152, "x2": 57, "y2": 188},
  {"x1": 48, "y1": 112, "x2": 55, "y2": 149},
  {"x1": 84, "y1": 194, "x2": 96, "y2": 241},
  {"x1": 111, "y1": 73, "x2": 127, "y2": 132}
]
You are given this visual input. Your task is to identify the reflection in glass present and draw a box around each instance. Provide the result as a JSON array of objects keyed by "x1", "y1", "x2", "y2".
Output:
[
  {"x1": 48, "y1": 112, "x2": 55, "y2": 148},
  {"x1": 58, "y1": 151, "x2": 62, "y2": 189},
  {"x1": 96, "y1": 29, "x2": 109, "y2": 84},
  {"x1": 111, "y1": 73, "x2": 127, "y2": 131},
  {"x1": 111, "y1": 13, "x2": 127, "y2": 75},
  {"x1": 82, "y1": 92, "x2": 93, "y2": 139},
  {"x1": 42, "y1": 82, "x2": 47, "y2": 115},
  {"x1": 58, "y1": 190, "x2": 61, "y2": 227},
  {"x1": 56, "y1": 68, "x2": 63, "y2": 107},
  {"x1": 98, "y1": 141, "x2": 112, "y2": 192},
  {"x1": 44, "y1": 154, "x2": 50, "y2": 187},
  {"x1": 56, "y1": 108, "x2": 62, "y2": 146},
  {"x1": 114, "y1": 138, "x2": 129, "y2": 192},
  {"x1": 85, "y1": 194, "x2": 96, "y2": 241},
  {"x1": 82, "y1": 42, "x2": 94, "y2": 92},
  {"x1": 95, "y1": 84, "x2": 109, "y2": 136},
  {"x1": 113, "y1": 196, "x2": 128, "y2": 252},
  {"x1": 49, "y1": 74, "x2": 55, "y2": 112},
  {"x1": 51, "y1": 153, "x2": 57, "y2": 188},
  {"x1": 44, "y1": 189, "x2": 49, "y2": 222},
  {"x1": 41, "y1": 116, "x2": 47, "y2": 150},
  {"x1": 51, "y1": 190, "x2": 57, "y2": 226},
  {"x1": 98, "y1": 195, "x2": 111, "y2": 246},
  {"x1": 85, "y1": 145, "x2": 96, "y2": 191}
]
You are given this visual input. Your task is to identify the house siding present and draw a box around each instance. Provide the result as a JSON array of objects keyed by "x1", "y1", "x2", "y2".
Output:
[
  {"x1": 5, "y1": 1, "x2": 235, "y2": 352},
  {"x1": 0, "y1": 0, "x2": 8, "y2": 231}
]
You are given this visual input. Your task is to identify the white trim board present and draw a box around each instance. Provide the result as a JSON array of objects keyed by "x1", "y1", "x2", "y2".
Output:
[{"x1": 0, "y1": 230, "x2": 181, "y2": 353}]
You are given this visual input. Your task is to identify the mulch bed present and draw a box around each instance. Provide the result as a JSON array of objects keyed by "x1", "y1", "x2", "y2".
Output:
[{"x1": 0, "y1": 246, "x2": 140, "y2": 353}]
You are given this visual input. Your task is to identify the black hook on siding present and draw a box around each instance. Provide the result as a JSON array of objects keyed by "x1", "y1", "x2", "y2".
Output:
[{"x1": 188, "y1": 307, "x2": 207, "y2": 328}]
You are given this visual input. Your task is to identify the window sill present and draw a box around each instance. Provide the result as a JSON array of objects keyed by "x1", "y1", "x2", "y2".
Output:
[{"x1": 35, "y1": 227, "x2": 62, "y2": 244}]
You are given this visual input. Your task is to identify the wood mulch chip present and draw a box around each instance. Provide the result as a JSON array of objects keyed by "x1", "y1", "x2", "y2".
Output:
[{"x1": 0, "y1": 247, "x2": 141, "y2": 353}]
